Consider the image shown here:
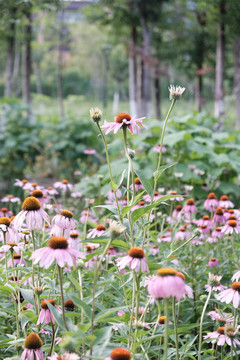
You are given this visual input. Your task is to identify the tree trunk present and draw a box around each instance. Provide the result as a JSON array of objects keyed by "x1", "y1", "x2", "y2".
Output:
[
  {"x1": 4, "y1": 7, "x2": 16, "y2": 97},
  {"x1": 196, "y1": 74, "x2": 203, "y2": 112},
  {"x1": 214, "y1": 0, "x2": 226, "y2": 126},
  {"x1": 234, "y1": 36, "x2": 240, "y2": 129},
  {"x1": 137, "y1": 57, "x2": 144, "y2": 116},
  {"x1": 128, "y1": 26, "x2": 137, "y2": 115},
  {"x1": 22, "y1": 5, "x2": 32, "y2": 121},
  {"x1": 153, "y1": 65, "x2": 161, "y2": 120},
  {"x1": 12, "y1": 42, "x2": 20, "y2": 96},
  {"x1": 57, "y1": 11, "x2": 65, "y2": 119},
  {"x1": 142, "y1": 27, "x2": 151, "y2": 118}
]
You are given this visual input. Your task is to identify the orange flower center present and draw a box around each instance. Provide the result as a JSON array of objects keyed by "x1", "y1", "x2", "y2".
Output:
[
  {"x1": 60, "y1": 209, "x2": 73, "y2": 218},
  {"x1": 217, "y1": 327, "x2": 225, "y2": 334},
  {"x1": 64, "y1": 299, "x2": 75, "y2": 310},
  {"x1": 202, "y1": 215, "x2": 210, "y2": 220},
  {"x1": 22, "y1": 197, "x2": 41, "y2": 211},
  {"x1": 61, "y1": 179, "x2": 68, "y2": 184},
  {"x1": 41, "y1": 299, "x2": 55, "y2": 309},
  {"x1": 48, "y1": 237, "x2": 68, "y2": 249},
  {"x1": 210, "y1": 257, "x2": 216, "y2": 261},
  {"x1": 115, "y1": 112, "x2": 132, "y2": 124},
  {"x1": 128, "y1": 247, "x2": 144, "y2": 259},
  {"x1": 32, "y1": 190, "x2": 43, "y2": 198},
  {"x1": 187, "y1": 198, "x2": 195, "y2": 205},
  {"x1": 157, "y1": 267, "x2": 177, "y2": 277},
  {"x1": 176, "y1": 205, "x2": 182, "y2": 212},
  {"x1": 22, "y1": 179, "x2": 28, "y2": 184},
  {"x1": 208, "y1": 192, "x2": 216, "y2": 199},
  {"x1": 24, "y1": 332, "x2": 43, "y2": 349},
  {"x1": 158, "y1": 316, "x2": 166, "y2": 324},
  {"x1": 220, "y1": 195, "x2": 229, "y2": 201},
  {"x1": 96, "y1": 224, "x2": 106, "y2": 231},
  {"x1": 229, "y1": 220, "x2": 237, "y2": 228},
  {"x1": 110, "y1": 348, "x2": 131, "y2": 360},
  {"x1": 229, "y1": 215, "x2": 236, "y2": 221},
  {"x1": 0, "y1": 217, "x2": 11, "y2": 226},
  {"x1": 134, "y1": 177, "x2": 141, "y2": 185},
  {"x1": 176, "y1": 272, "x2": 185, "y2": 281},
  {"x1": 231, "y1": 282, "x2": 240, "y2": 291},
  {"x1": 1, "y1": 208, "x2": 8, "y2": 213},
  {"x1": 70, "y1": 233, "x2": 78, "y2": 238},
  {"x1": 13, "y1": 254, "x2": 21, "y2": 259},
  {"x1": 215, "y1": 207, "x2": 223, "y2": 215}
]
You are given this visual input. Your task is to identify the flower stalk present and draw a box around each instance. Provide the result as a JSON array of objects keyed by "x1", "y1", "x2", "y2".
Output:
[{"x1": 198, "y1": 286, "x2": 212, "y2": 360}]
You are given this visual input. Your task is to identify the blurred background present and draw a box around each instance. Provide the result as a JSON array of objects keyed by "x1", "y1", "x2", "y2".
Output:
[{"x1": 0, "y1": 0, "x2": 240, "y2": 195}]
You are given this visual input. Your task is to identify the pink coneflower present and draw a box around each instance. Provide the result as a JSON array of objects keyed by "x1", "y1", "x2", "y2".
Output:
[
  {"x1": 208, "y1": 257, "x2": 219, "y2": 267},
  {"x1": 176, "y1": 272, "x2": 194, "y2": 299},
  {"x1": 232, "y1": 268, "x2": 240, "y2": 282},
  {"x1": 150, "y1": 244, "x2": 159, "y2": 255},
  {"x1": 54, "y1": 179, "x2": 73, "y2": 192},
  {"x1": 21, "y1": 333, "x2": 44, "y2": 360},
  {"x1": 84, "y1": 148, "x2": 96, "y2": 155},
  {"x1": 212, "y1": 227, "x2": 224, "y2": 239},
  {"x1": 157, "y1": 233, "x2": 171, "y2": 243},
  {"x1": 8, "y1": 254, "x2": 26, "y2": 267},
  {"x1": 218, "y1": 282, "x2": 240, "y2": 308},
  {"x1": 0, "y1": 242, "x2": 24, "y2": 254},
  {"x1": 79, "y1": 210, "x2": 98, "y2": 224},
  {"x1": 102, "y1": 112, "x2": 146, "y2": 135},
  {"x1": 106, "y1": 189, "x2": 122, "y2": 201},
  {"x1": 206, "y1": 236, "x2": 218, "y2": 243},
  {"x1": 219, "y1": 195, "x2": 234, "y2": 209},
  {"x1": 46, "y1": 186, "x2": 59, "y2": 196},
  {"x1": 116, "y1": 247, "x2": 149, "y2": 273},
  {"x1": 48, "y1": 352, "x2": 79, "y2": 360},
  {"x1": 37, "y1": 299, "x2": 61, "y2": 325},
  {"x1": 0, "y1": 207, "x2": 13, "y2": 218},
  {"x1": 130, "y1": 177, "x2": 144, "y2": 192},
  {"x1": 153, "y1": 144, "x2": 167, "y2": 153},
  {"x1": 31, "y1": 190, "x2": 46, "y2": 207},
  {"x1": 157, "y1": 316, "x2": 172, "y2": 325},
  {"x1": 39, "y1": 328, "x2": 50, "y2": 336},
  {"x1": 68, "y1": 232, "x2": 82, "y2": 251},
  {"x1": 222, "y1": 220, "x2": 240, "y2": 235},
  {"x1": 205, "y1": 283, "x2": 227, "y2": 293},
  {"x1": 12, "y1": 197, "x2": 50, "y2": 231},
  {"x1": 147, "y1": 268, "x2": 186, "y2": 300},
  {"x1": 168, "y1": 191, "x2": 184, "y2": 202},
  {"x1": 143, "y1": 191, "x2": 162, "y2": 203},
  {"x1": 131, "y1": 201, "x2": 146, "y2": 211},
  {"x1": 182, "y1": 199, "x2": 197, "y2": 219},
  {"x1": 0, "y1": 217, "x2": 19, "y2": 243},
  {"x1": 52, "y1": 210, "x2": 76, "y2": 237},
  {"x1": 172, "y1": 205, "x2": 183, "y2": 221},
  {"x1": 87, "y1": 224, "x2": 106, "y2": 238},
  {"x1": 223, "y1": 209, "x2": 235, "y2": 220},
  {"x1": 208, "y1": 309, "x2": 234, "y2": 323},
  {"x1": 203, "y1": 324, "x2": 240, "y2": 347},
  {"x1": 71, "y1": 191, "x2": 82, "y2": 198},
  {"x1": 204, "y1": 192, "x2": 219, "y2": 212},
  {"x1": 199, "y1": 224, "x2": 210, "y2": 235},
  {"x1": 197, "y1": 215, "x2": 213, "y2": 228},
  {"x1": 175, "y1": 227, "x2": 190, "y2": 241},
  {"x1": 31, "y1": 236, "x2": 84, "y2": 269},
  {"x1": 1, "y1": 195, "x2": 20, "y2": 203},
  {"x1": 213, "y1": 207, "x2": 225, "y2": 224}
]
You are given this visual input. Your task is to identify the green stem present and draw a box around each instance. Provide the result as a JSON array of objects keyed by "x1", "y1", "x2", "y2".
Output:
[
  {"x1": 128, "y1": 271, "x2": 136, "y2": 349},
  {"x1": 132, "y1": 274, "x2": 140, "y2": 355},
  {"x1": 90, "y1": 237, "x2": 112, "y2": 356},
  {"x1": 3, "y1": 232, "x2": 8, "y2": 284},
  {"x1": 78, "y1": 268, "x2": 85, "y2": 354},
  {"x1": 57, "y1": 265, "x2": 69, "y2": 331},
  {"x1": 164, "y1": 298, "x2": 169, "y2": 360},
  {"x1": 96, "y1": 123, "x2": 122, "y2": 222},
  {"x1": 198, "y1": 287, "x2": 212, "y2": 360},
  {"x1": 172, "y1": 298, "x2": 179, "y2": 360},
  {"x1": 48, "y1": 321, "x2": 55, "y2": 356},
  {"x1": 170, "y1": 232, "x2": 198, "y2": 255},
  {"x1": 83, "y1": 209, "x2": 89, "y2": 240}
]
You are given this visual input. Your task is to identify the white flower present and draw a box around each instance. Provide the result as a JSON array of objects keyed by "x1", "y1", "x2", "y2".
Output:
[{"x1": 168, "y1": 85, "x2": 186, "y2": 100}]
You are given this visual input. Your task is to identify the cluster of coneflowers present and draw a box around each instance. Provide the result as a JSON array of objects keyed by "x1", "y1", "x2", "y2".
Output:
[{"x1": 0, "y1": 85, "x2": 240, "y2": 360}]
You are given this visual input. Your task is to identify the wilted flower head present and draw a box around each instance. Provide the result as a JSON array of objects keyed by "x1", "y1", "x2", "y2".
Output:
[
  {"x1": 109, "y1": 220, "x2": 126, "y2": 238},
  {"x1": 208, "y1": 273, "x2": 222, "y2": 287},
  {"x1": 90, "y1": 107, "x2": 102, "y2": 122},
  {"x1": 224, "y1": 322, "x2": 239, "y2": 338},
  {"x1": 168, "y1": 85, "x2": 186, "y2": 100}
]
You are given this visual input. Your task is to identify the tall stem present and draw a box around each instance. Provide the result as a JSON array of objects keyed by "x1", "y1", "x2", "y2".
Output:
[
  {"x1": 172, "y1": 297, "x2": 179, "y2": 360},
  {"x1": 90, "y1": 237, "x2": 112, "y2": 356},
  {"x1": 128, "y1": 271, "x2": 136, "y2": 348},
  {"x1": 49, "y1": 321, "x2": 55, "y2": 356},
  {"x1": 198, "y1": 287, "x2": 212, "y2": 360},
  {"x1": 96, "y1": 123, "x2": 122, "y2": 222},
  {"x1": 57, "y1": 265, "x2": 69, "y2": 331},
  {"x1": 132, "y1": 274, "x2": 140, "y2": 355},
  {"x1": 164, "y1": 298, "x2": 169, "y2": 360}
]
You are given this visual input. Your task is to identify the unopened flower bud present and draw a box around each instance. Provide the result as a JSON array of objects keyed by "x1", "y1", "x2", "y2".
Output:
[
  {"x1": 90, "y1": 107, "x2": 102, "y2": 122},
  {"x1": 76, "y1": 259, "x2": 85, "y2": 269},
  {"x1": 128, "y1": 148, "x2": 135, "y2": 159},
  {"x1": 109, "y1": 220, "x2": 126, "y2": 239},
  {"x1": 194, "y1": 228, "x2": 202, "y2": 237},
  {"x1": 35, "y1": 286, "x2": 43, "y2": 296}
]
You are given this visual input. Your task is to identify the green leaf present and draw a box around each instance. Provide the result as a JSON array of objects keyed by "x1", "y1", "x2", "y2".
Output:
[
  {"x1": 94, "y1": 205, "x2": 119, "y2": 215},
  {"x1": 134, "y1": 169, "x2": 153, "y2": 195},
  {"x1": 18, "y1": 288, "x2": 34, "y2": 305},
  {"x1": 118, "y1": 168, "x2": 126, "y2": 188},
  {"x1": 110, "y1": 181, "x2": 118, "y2": 191},
  {"x1": 68, "y1": 275, "x2": 81, "y2": 291},
  {"x1": 153, "y1": 162, "x2": 177, "y2": 181},
  {"x1": 46, "y1": 300, "x2": 66, "y2": 330},
  {"x1": 0, "y1": 285, "x2": 14, "y2": 295},
  {"x1": 84, "y1": 238, "x2": 128, "y2": 249},
  {"x1": 95, "y1": 306, "x2": 127, "y2": 323},
  {"x1": 131, "y1": 194, "x2": 180, "y2": 224},
  {"x1": 71, "y1": 296, "x2": 91, "y2": 320},
  {"x1": 122, "y1": 191, "x2": 145, "y2": 217}
]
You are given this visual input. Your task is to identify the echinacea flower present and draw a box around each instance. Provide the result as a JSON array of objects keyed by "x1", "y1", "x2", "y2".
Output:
[
  {"x1": 52, "y1": 210, "x2": 76, "y2": 237},
  {"x1": 218, "y1": 282, "x2": 240, "y2": 308},
  {"x1": 232, "y1": 268, "x2": 240, "y2": 282},
  {"x1": 219, "y1": 195, "x2": 234, "y2": 209},
  {"x1": 31, "y1": 236, "x2": 85, "y2": 269},
  {"x1": 203, "y1": 325, "x2": 240, "y2": 347},
  {"x1": 54, "y1": 179, "x2": 73, "y2": 192},
  {"x1": 211, "y1": 227, "x2": 224, "y2": 239},
  {"x1": 12, "y1": 197, "x2": 50, "y2": 231},
  {"x1": 87, "y1": 224, "x2": 106, "y2": 238},
  {"x1": 21, "y1": 332, "x2": 43, "y2": 360},
  {"x1": 64, "y1": 299, "x2": 75, "y2": 311},
  {"x1": 14, "y1": 178, "x2": 29, "y2": 188},
  {"x1": 213, "y1": 207, "x2": 225, "y2": 225},
  {"x1": 197, "y1": 215, "x2": 213, "y2": 228},
  {"x1": 0, "y1": 207, "x2": 13, "y2": 218},
  {"x1": 106, "y1": 347, "x2": 131, "y2": 360},
  {"x1": 84, "y1": 148, "x2": 96, "y2": 155},
  {"x1": 204, "y1": 193, "x2": 218, "y2": 212},
  {"x1": 130, "y1": 177, "x2": 144, "y2": 192},
  {"x1": 1, "y1": 195, "x2": 20, "y2": 203},
  {"x1": 175, "y1": 227, "x2": 190, "y2": 241},
  {"x1": 208, "y1": 309, "x2": 234, "y2": 323},
  {"x1": 31, "y1": 190, "x2": 46, "y2": 207},
  {"x1": 8, "y1": 254, "x2": 26, "y2": 267},
  {"x1": 168, "y1": 85, "x2": 185, "y2": 100},
  {"x1": 37, "y1": 299, "x2": 61, "y2": 325},
  {"x1": 222, "y1": 220, "x2": 240, "y2": 235},
  {"x1": 68, "y1": 232, "x2": 82, "y2": 251},
  {"x1": 208, "y1": 257, "x2": 219, "y2": 267},
  {"x1": 147, "y1": 267, "x2": 186, "y2": 300},
  {"x1": 90, "y1": 107, "x2": 102, "y2": 122},
  {"x1": 153, "y1": 144, "x2": 167, "y2": 153},
  {"x1": 172, "y1": 205, "x2": 183, "y2": 221},
  {"x1": 182, "y1": 198, "x2": 197, "y2": 219},
  {"x1": 0, "y1": 217, "x2": 19, "y2": 243},
  {"x1": 116, "y1": 247, "x2": 149, "y2": 273},
  {"x1": 48, "y1": 353, "x2": 80, "y2": 360},
  {"x1": 102, "y1": 112, "x2": 146, "y2": 135}
]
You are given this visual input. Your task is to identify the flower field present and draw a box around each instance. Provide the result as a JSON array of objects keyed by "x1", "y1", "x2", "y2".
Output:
[{"x1": 1, "y1": 87, "x2": 240, "y2": 360}]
